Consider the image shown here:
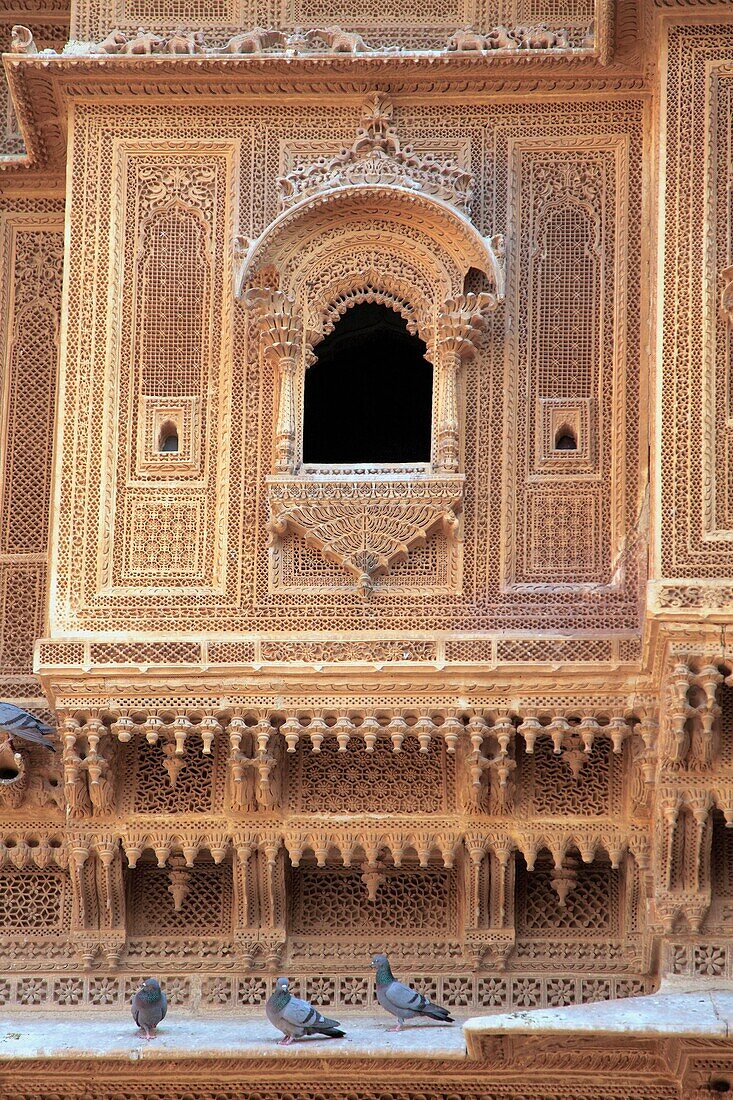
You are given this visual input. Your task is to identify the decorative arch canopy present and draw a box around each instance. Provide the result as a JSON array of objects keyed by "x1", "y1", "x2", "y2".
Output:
[{"x1": 234, "y1": 184, "x2": 504, "y2": 303}]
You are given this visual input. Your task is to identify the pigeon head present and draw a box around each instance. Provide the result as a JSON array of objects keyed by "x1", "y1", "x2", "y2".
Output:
[
  {"x1": 370, "y1": 953, "x2": 394, "y2": 984},
  {"x1": 137, "y1": 977, "x2": 162, "y2": 1001},
  {"x1": 275, "y1": 976, "x2": 290, "y2": 992}
]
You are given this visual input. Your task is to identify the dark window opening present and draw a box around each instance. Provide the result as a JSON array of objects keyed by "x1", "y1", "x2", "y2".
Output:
[
  {"x1": 554, "y1": 425, "x2": 577, "y2": 451},
  {"x1": 303, "y1": 302, "x2": 433, "y2": 465},
  {"x1": 158, "y1": 420, "x2": 179, "y2": 453}
]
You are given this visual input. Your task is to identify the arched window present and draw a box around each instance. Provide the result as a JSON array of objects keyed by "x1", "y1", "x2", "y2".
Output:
[
  {"x1": 554, "y1": 424, "x2": 578, "y2": 451},
  {"x1": 302, "y1": 302, "x2": 433, "y2": 465},
  {"x1": 157, "y1": 420, "x2": 179, "y2": 453}
]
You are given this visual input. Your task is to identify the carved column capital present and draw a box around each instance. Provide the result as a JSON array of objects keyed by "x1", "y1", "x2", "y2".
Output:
[
  {"x1": 244, "y1": 284, "x2": 302, "y2": 471},
  {"x1": 435, "y1": 291, "x2": 497, "y2": 472}
]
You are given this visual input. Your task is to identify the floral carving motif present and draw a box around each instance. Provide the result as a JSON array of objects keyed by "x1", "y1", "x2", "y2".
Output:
[
  {"x1": 267, "y1": 476, "x2": 462, "y2": 596},
  {"x1": 278, "y1": 93, "x2": 473, "y2": 215}
]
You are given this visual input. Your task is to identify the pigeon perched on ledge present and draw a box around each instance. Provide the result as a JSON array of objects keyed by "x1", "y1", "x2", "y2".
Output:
[
  {"x1": 265, "y1": 976, "x2": 345, "y2": 1045},
  {"x1": 131, "y1": 977, "x2": 167, "y2": 1039},
  {"x1": 0, "y1": 703, "x2": 55, "y2": 751},
  {"x1": 371, "y1": 953, "x2": 454, "y2": 1031}
]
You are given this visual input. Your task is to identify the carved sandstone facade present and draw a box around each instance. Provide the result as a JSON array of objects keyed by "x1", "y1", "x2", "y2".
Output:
[{"x1": 0, "y1": 0, "x2": 733, "y2": 1095}]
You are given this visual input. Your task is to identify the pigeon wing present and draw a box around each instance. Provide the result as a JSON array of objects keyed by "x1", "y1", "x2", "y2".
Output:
[
  {"x1": 160, "y1": 991, "x2": 168, "y2": 1020},
  {"x1": 279, "y1": 995, "x2": 337, "y2": 1030},
  {"x1": 6, "y1": 727, "x2": 56, "y2": 750},
  {"x1": 384, "y1": 980, "x2": 428, "y2": 1013},
  {"x1": 0, "y1": 703, "x2": 54, "y2": 733},
  {"x1": 279, "y1": 994, "x2": 318, "y2": 1026}
]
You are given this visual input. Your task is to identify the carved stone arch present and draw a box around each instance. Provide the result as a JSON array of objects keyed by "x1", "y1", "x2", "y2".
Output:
[
  {"x1": 235, "y1": 185, "x2": 503, "y2": 300},
  {"x1": 307, "y1": 272, "x2": 432, "y2": 354}
]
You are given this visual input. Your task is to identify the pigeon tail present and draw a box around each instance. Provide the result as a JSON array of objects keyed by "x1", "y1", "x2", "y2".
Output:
[
  {"x1": 309, "y1": 1026, "x2": 345, "y2": 1039},
  {"x1": 420, "y1": 1003, "x2": 454, "y2": 1023}
]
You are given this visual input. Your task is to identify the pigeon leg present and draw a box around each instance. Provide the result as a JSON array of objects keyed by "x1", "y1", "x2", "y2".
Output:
[
  {"x1": 386, "y1": 1021, "x2": 403, "y2": 1033},
  {"x1": 277, "y1": 1035, "x2": 294, "y2": 1046}
]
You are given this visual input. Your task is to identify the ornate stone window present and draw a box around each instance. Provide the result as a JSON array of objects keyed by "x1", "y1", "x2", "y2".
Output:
[
  {"x1": 302, "y1": 301, "x2": 433, "y2": 468},
  {"x1": 235, "y1": 94, "x2": 504, "y2": 596}
]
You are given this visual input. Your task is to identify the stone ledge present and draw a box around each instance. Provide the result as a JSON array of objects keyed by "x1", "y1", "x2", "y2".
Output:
[
  {"x1": 0, "y1": 1011, "x2": 470, "y2": 1061},
  {"x1": 463, "y1": 987, "x2": 733, "y2": 1058}
]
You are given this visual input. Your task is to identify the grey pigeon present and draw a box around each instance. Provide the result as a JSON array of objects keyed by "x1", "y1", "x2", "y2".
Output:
[
  {"x1": 0, "y1": 703, "x2": 55, "y2": 751},
  {"x1": 265, "y1": 976, "x2": 345, "y2": 1045},
  {"x1": 371, "y1": 953, "x2": 454, "y2": 1031},
  {"x1": 131, "y1": 977, "x2": 167, "y2": 1039}
]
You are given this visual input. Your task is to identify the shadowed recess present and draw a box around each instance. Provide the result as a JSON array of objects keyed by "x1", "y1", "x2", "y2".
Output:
[{"x1": 303, "y1": 302, "x2": 433, "y2": 464}]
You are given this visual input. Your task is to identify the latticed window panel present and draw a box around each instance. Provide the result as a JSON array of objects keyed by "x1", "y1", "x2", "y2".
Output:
[
  {"x1": 136, "y1": 207, "x2": 210, "y2": 401},
  {"x1": 0, "y1": 869, "x2": 69, "y2": 934},
  {"x1": 131, "y1": 735, "x2": 219, "y2": 814},
  {"x1": 288, "y1": 737, "x2": 446, "y2": 814},
  {"x1": 126, "y1": 861, "x2": 234, "y2": 936},
  {"x1": 516, "y1": 856, "x2": 619, "y2": 936},
  {"x1": 289, "y1": 864, "x2": 457, "y2": 935},
  {"x1": 518, "y1": 735, "x2": 621, "y2": 817}
]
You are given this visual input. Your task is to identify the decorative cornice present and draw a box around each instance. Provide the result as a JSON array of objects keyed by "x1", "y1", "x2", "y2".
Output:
[{"x1": 1, "y1": 51, "x2": 648, "y2": 175}]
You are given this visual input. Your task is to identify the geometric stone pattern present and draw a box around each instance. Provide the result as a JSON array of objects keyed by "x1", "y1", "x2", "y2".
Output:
[
  {"x1": 0, "y1": 211, "x2": 64, "y2": 702},
  {"x1": 1, "y1": 11, "x2": 733, "y2": 1095},
  {"x1": 52, "y1": 95, "x2": 644, "y2": 636}
]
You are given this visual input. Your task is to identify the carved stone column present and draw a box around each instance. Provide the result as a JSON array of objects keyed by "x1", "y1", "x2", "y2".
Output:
[
  {"x1": 244, "y1": 285, "x2": 303, "y2": 473},
  {"x1": 435, "y1": 292, "x2": 497, "y2": 472}
]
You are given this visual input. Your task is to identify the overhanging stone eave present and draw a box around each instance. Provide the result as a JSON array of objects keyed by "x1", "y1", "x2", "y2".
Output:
[
  {"x1": 0, "y1": 49, "x2": 647, "y2": 176},
  {"x1": 463, "y1": 984, "x2": 733, "y2": 1052}
]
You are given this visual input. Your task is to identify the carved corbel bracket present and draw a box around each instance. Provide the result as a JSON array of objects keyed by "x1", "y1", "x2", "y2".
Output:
[
  {"x1": 267, "y1": 475, "x2": 463, "y2": 597},
  {"x1": 463, "y1": 929, "x2": 515, "y2": 971}
]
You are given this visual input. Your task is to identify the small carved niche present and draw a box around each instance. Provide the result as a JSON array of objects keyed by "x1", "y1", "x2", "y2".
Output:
[
  {"x1": 157, "y1": 419, "x2": 179, "y2": 453},
  {"x1": 125, "y1": 851, "x2": 234, "y2": 937}
]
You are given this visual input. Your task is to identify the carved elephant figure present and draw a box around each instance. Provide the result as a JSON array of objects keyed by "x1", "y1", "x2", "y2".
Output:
[
  {"x1": 165, "y1": 27, "x2": 205, "y2": 53},
  {"x1": 485, "y1": 25, "x2": 520, "y2": 50},
  {"x1": 122, "y1": 27, "x2": 164, "y2": 54},
  {"x1": 447, "y1": 26, "x2": 487, "y2": 52},
  {"x1": 10, "y1": 25, "x2": 37, "y2": 53},
  {"x1": 223, "y1": 27, "x2": 285, "y2": 53},
  {"x1": 97, "y1": 28, "x2": 127, "y2": 53},
  {"x1": 519, "y1": 25, "x2": 569, "y2": 49},
  {"x1": 308, "y1": 26, "x2": 372, "y2": 53}
]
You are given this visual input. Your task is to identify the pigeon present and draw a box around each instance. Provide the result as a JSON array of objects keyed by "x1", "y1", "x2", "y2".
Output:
[
  {"x1": 0, "y1": 703, "x2": 55, "y2": 751},
  {"x1": 371, "y1": 953, "x2": 454, "y2": 1032},
  {"x1": 265, "y1": 976, "x2": 345, "y2": 1045},
  {"x1": 131, "y1": 977, "x2": 167, "y2": 1039}
]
